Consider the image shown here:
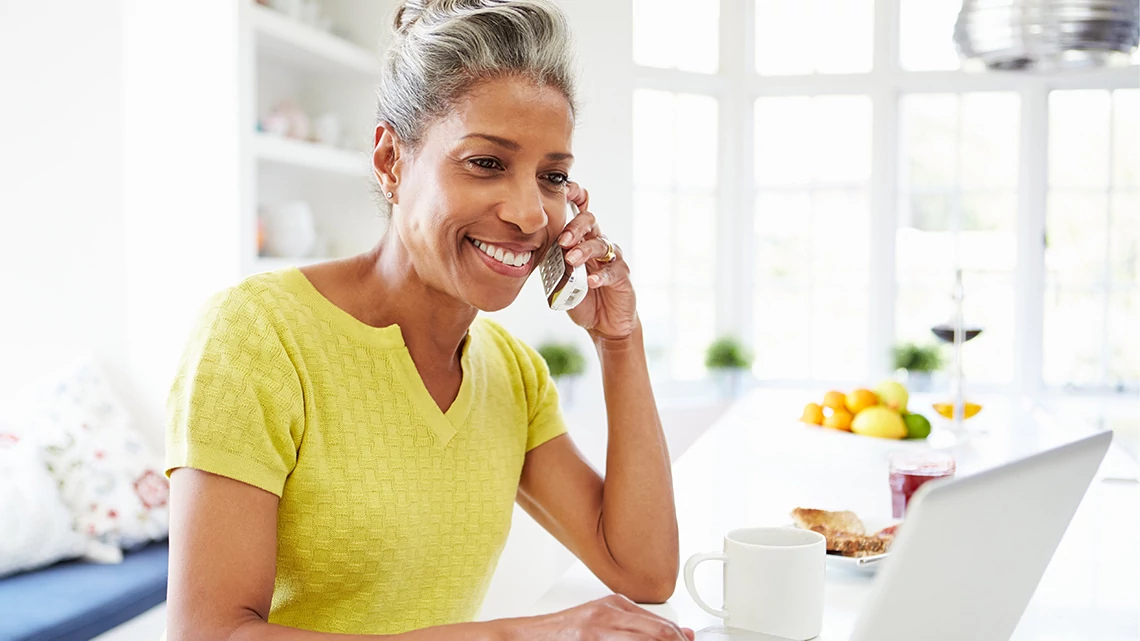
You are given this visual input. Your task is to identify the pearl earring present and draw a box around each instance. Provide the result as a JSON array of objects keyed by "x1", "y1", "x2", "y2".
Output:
[{"x1": 385, "y1": 191, "x2": 393, "y2": 199}]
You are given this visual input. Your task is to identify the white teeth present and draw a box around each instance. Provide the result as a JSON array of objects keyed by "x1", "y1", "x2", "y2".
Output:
[{"x1": 470, "y1": 238, "x2": 531, "y2": 267}]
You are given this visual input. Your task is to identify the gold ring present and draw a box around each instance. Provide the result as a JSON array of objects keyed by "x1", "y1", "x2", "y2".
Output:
[{"x1": 598, "y1": 237, "x2": 617, "y2": 263}]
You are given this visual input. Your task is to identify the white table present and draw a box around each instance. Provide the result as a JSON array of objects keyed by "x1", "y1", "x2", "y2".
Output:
[{"x1": 526, "y1": 389, "x2": 1140, "y2": 640}]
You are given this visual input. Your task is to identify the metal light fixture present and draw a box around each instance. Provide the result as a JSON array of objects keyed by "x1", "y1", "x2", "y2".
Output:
[{"x1": 955, "y1": 0, "x2": 1140, "y2": 70}]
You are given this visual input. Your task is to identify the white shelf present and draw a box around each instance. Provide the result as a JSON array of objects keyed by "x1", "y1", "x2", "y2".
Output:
[
  {"x1": 254, "y1": 133, "x2": 368, "y2": 176},
  {"x1": 250, "y1": 2, "x2": 380, "y2": 78}
]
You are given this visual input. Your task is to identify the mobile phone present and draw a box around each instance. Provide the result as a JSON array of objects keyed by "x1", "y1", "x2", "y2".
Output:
[{"x1": 536, "y1": 202, "x2": 588, "y2": 312}]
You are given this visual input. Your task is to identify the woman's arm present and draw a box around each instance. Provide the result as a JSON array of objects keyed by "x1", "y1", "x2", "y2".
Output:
[
  {"x1": 517, "y1": 323, "x2": 679, "y2": 605},
  {"x1": 169, "y1": 469, "x2": 689, "y2": 640},
  {"x1": 167, "y1": 469, "x2": 499, "y2": 641}
]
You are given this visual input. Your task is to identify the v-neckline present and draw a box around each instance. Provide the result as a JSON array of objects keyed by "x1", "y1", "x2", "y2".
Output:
[{"x1": 287, "y1": 267, "x2": 474, "y2": 447}]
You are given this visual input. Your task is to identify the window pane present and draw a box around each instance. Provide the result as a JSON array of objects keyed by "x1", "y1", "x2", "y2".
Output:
[
  {"x1": 1113, "y1": 90, "x2": 1140, "y2": 188},
  {"x1": 812, "y1": 96, "x2": 873, "y2": 182},
  {"x1": 755, "y1": 191, "x2": 811, "y2": 287},
  {"x1": 632, "y1": 89, "x2": 718, "y2": 380},
  {"x1": 1049, "y1": 90, "x2": 1111, "y2": 189},
  {"x1": 901, "y1": 94, "x2": 958, "y2": 189},
  {"x1": 1111, "y1": 192, "x2": 1140, "y2": 286},
  {"x1": 1046, "y1": 191, "x2": 1108, "y2": 287},
  {"x1": 755, "y1": 0, "x2": 872, "y2": 75},
  {"x1": 961, "y1": 192, "x2": 1016, "y2": 233},
  {"x1": 904, "y1": 193, "x2": 954, "y2": 232},
  {"x1": 960, "y1": 93, "x2": 1019, "y2": 189},
  {"x1": 633, "y1": 0, "x2": 719, "y2": 73},
  {"x1": 813, "y1": 189, "x2": 870, "y2": 286},
  {"x1": 756, "y1": 96, "x2": 872, "y2": 186},
  {"x1": 811, "y1": 286, "x2": 869, "y2": 380},
  {"x1": 755, "y1": 97, "x2": 813, "y2": 186},
  {"x1": 1044, "y1": 287, "x2": 1105, "y2": 387},
  {"x1": 754, "y1": 287, "x2": 811, "y2": 379},
  {"x1": 1108, "y1": 290, "x2": 1140, "y2": 388},
  {"x1": 899, "y1": 0, "x2": 962, "y2": 71}
]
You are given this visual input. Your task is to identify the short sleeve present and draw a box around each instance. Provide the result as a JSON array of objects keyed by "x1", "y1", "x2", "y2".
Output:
[
  {"x1": 165, "y1": 286, "x2": 306, "y2": 497},
  {"x1": 515, "y1": 338, "x2": 569, "y2": 453}
]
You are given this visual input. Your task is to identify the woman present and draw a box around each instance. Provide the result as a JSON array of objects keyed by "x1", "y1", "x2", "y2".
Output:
[{"x1": 165, "y1": 1, "x2": 690, "y2": 639}]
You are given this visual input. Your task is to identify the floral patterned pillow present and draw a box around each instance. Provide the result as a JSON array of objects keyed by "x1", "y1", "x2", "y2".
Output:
[{"x1": 32, "y1": 358, "x2": 169, "y2": 551}]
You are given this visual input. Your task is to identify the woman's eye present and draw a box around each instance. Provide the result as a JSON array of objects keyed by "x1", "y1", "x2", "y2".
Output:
[
  {"x1": 544, "y1": 172, "x2": 569, "y2": 187},
  {"x1": 470, "y1": 158, "x2": 503, "y2": 171}
]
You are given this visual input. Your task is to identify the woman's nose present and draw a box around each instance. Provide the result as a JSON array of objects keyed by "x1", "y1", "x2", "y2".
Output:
[{"x1": 498, "y1": 183, "x2": 548, "y2": 234}]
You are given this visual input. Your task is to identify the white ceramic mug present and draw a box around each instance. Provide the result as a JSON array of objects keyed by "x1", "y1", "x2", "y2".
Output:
[{"x1": 684, "y1": 527, "x2": 826, "y2": 640}]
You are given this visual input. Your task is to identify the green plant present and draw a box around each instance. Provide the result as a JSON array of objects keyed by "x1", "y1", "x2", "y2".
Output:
[
  {"x1": 892, "y1": 342, "x2": 944, "y2": 373},
  {"x1": 537, "y1": 342, "x2": 586, "y2": 378},
  {"x1": 705, "y1": 336, "x2": 753, "y2": 370}
]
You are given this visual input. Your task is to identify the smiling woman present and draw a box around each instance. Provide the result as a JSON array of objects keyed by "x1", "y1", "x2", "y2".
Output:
[{"x1": 163, "y1": 1, "x2": 688, "y2": 640}]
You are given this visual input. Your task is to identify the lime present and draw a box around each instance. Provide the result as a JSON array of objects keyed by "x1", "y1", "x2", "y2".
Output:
[{"x1": 904, "y1": 412, "x2": 932, "y2": 439}]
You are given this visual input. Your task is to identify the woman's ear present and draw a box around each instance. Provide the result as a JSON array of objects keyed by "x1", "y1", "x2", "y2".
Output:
[{"x1": 373, "y1": 122, "x2": 403, "y2": 203}]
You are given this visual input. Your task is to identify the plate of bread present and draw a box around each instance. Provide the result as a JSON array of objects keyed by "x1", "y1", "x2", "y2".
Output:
[{"x1": 790, "y1": 508, "x2": 900, "y2": 574}]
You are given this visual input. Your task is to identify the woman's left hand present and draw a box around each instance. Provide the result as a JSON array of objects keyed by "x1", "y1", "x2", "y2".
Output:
[{"x1": 558, "y1": 182, "x2": 638, "y2": 340}]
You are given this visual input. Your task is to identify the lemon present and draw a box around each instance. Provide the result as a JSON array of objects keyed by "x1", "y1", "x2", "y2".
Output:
[
  {"x1": 851, "y1": 406, "x2": 907, "y2": 439},
  {"x1": 874, "y1": 380, "x2": 909, "y2": 413}
]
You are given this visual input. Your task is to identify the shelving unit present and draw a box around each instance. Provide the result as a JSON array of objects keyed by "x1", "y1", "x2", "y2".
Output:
[
  {"x1": 254, "y1": 133, "x2": 369, "y2": 177},
  {"x1": 249, "y1": 2, "x2": 380, "y2": 78},
  {"x1": 240, "y1": 0, "x2": 394, "y2": 276}
]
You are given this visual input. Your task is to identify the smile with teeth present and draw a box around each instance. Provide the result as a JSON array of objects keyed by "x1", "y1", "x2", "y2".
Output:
[{"x1": 469, "y1": 238, "x2": 533, "y2": 268}]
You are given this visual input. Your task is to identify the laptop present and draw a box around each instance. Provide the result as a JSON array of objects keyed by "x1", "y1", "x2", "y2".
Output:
[{"x1": 697, "y1": 431, "x2": 1113, "y2": 641}]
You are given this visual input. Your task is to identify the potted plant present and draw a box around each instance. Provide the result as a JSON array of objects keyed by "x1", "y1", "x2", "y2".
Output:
[
  {"x1": 891, "y1": 342, "x2": 944, "y2": 392},
  {"x1": 705, "y1": 336, "x2": 753, "y2": 398},
  {"x1": 537, "y1": 342, "x2": 586, "y2": 406}
]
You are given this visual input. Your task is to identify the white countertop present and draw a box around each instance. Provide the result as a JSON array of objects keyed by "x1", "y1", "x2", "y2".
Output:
[{"x1": 524, "y1": 389, "x2": 1140, "y2": 640}]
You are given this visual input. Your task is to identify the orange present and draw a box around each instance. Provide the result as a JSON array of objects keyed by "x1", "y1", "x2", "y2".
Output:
[
  {"x1": 932, "y1": 402, "x2": 983, "y2": 420},
  {"x1": 845, "y1": 388, "x2": 879, "y2": 414},
  {"x1": 801, "y1": 402, "x2": 824, "y2": 425},
  {"x1": 822, "y1": 407, "x2": 853, "y2": 431},
  {"x1": 822, "y1": 390, "x2": 847, "y2": 410}
]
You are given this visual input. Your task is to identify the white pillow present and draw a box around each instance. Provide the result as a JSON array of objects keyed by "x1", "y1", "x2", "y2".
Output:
[
  {"x1": 0, "y1": 426, "x2": 87, "y2": 578},
  {"x1": 31, "y1": 358, "x2": 170, "y2": 551}
]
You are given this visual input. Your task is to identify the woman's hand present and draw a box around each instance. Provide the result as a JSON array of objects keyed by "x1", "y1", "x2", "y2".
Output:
[
  {"x1": 560, "y1": 182, "x2": 638, "y2": 341},
  {"x1": 505, "y1": 594, "x2": 695, "y2": 640}
]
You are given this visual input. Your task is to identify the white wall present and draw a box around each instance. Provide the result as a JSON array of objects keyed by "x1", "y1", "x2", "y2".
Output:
[{"x1": 0, "y1": 0, "x2": 140, "y2": 429}]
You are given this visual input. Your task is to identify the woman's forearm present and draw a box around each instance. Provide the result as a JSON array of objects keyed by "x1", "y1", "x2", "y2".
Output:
[
  {"x1": 223, "y1": 617, "x2": 506, "y2": 641},
  {"x1": 591, "y1": 322, "x2": 681, "y2": 602}
]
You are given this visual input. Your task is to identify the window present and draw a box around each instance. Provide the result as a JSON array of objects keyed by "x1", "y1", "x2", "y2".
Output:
[
  {"x1": 755, "y1": 0, "x2": 873, "y2": 75},
  {"x1": 897, "y1": 93, "x2": 1019, "y2": 385},
  {"x1": 1045, "y1": 89, "x2": 1140, "y2": 391},
  {"x1": 631, "y1": 0, "x2": 1139, "y2": 394},
  {"x1": 632, "y1": 90, "x2": 719, "y2": 379},
  {"x1": 753, "y1": 96, "x2": 873, "y2": 380}
]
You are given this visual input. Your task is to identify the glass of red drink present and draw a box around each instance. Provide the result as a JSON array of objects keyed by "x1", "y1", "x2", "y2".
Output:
[{"x1": 889, "y1": 451, "x2": 956, "y2": 518}]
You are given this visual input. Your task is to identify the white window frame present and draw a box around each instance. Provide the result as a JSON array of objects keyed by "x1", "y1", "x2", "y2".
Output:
[{"x1": 633, "y1": 0, "x2": 1140, "y2": 397}]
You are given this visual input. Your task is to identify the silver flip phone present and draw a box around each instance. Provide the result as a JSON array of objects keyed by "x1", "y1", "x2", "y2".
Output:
[{"x1": 537, "y1": 202, "x2": 588, "y2": 312}]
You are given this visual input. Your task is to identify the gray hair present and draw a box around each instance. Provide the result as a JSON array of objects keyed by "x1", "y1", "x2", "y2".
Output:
[{"x1": 373, "y1": 0, "x2": 578, "y2": 217}]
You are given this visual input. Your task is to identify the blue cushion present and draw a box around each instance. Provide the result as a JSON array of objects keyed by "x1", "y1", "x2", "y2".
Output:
[{"x1": 0, "y1": 540, "x2": 168, "y2": 641}]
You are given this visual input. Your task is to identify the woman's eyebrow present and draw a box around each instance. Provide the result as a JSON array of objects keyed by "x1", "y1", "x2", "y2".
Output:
[{"x1": 461, "y1": 133, "x2": 573, "y2": 161}]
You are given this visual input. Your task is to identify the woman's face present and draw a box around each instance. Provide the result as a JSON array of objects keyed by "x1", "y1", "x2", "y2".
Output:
[{"x1": 386, "y1": 76, "x2": 575, "y2": 312}]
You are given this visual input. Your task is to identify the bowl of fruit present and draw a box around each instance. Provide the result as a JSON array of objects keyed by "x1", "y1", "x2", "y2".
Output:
[{"x1": 799, "y1": 380, "x2": 932, "y2": 441}]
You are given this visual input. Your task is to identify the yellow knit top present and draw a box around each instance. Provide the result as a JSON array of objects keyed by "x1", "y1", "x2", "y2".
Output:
[{"x1": 165, "y1": 268, "x2": 567, "y2": 634}]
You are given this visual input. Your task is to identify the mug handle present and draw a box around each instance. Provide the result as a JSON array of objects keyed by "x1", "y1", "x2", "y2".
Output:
[{"x1": 683, "y1": 552, "x2": 730, "y2": 619}]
